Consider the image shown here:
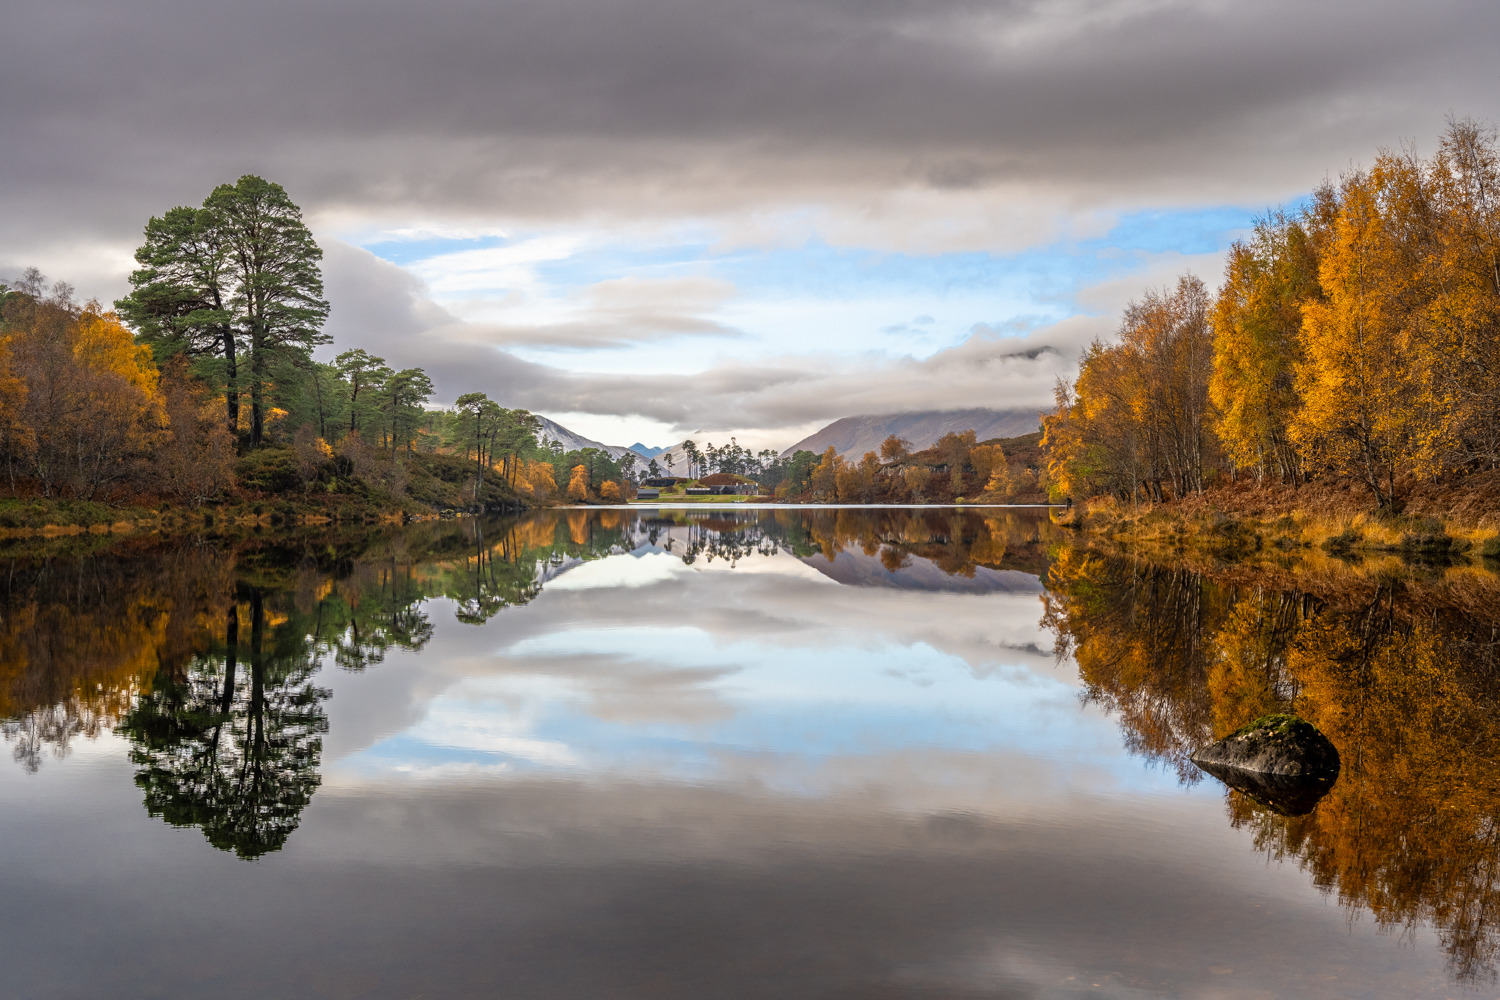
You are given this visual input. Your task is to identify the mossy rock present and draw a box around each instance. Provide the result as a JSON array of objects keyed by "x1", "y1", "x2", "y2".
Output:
[
  {"x1": 1191, "y1": 714, "x2": 1339, "y2": 777},
  {"x1": 1191, "y1": 714, "x2": 1340, "y2": 815}
]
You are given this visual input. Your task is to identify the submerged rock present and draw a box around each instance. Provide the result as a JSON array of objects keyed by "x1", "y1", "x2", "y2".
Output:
[
  {"x1": 1191, "y1": 715, "x2": 1340, "y2": 816},
  {"x1": 1192, "y1": 758, "x2": 1336, "y2": 816}
]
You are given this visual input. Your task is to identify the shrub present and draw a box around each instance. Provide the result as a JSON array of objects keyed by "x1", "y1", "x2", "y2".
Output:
[{"x1": 235, "y1": 448, "x2": 302, "y2": 494}]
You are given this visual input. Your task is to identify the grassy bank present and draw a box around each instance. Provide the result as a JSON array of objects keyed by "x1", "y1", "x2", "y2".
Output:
[
  {"x1": 0, "y1": 446, "x2": 539, "y2": 538},
  {"x1": 1055, "y1": 470, "x2": 1500, "y2": 564}
]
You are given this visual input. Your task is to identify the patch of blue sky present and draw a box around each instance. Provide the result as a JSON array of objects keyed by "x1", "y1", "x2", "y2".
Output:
[
  {"x1": 364, "y1": 204, "x2": 1257, "y2": 305},
  {"x1": 1094, "y1": 205, "x2": 1260, "y2": 256},
  {"x1": 355, "y1": 202, "x2": 1266, "y2": 369},
  {"x1": 361, "y1": 233, "x2": 508, "y2": 267}
]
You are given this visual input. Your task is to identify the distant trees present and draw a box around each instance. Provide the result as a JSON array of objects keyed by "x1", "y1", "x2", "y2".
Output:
[
  {"x1": 334, "y1": 349, "x2": 392, "y2": 437},
  {"x1": 566, "y1": 465, "x2": 589, "y2": 500}
]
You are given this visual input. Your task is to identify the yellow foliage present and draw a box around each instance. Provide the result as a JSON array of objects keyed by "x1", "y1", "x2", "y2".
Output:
[
  {"x1": 1290, "y1": 165, "x2": 1421, "y2": 508},
  {"x1": 566, "y1": 464, "x2": 589, "y2": 501},
  {"x1": 810, "y1": 446, "x2": 840, "y2": 500},
  {"x1": 72, "y1": 304, "x2": 158, "y2": 394},
  {"x1": 1209, "y1": 211, "x2": 1319, "y2": 482},
  {"x1": 969, "y1": 443, "x2": 1005, "y2": 481},
  {"x1": 599, "y1": 480, "x2": 621, "y2": 502},
  {"x1": 517, "y1": 459, "x2": 556, "y2": 499}
]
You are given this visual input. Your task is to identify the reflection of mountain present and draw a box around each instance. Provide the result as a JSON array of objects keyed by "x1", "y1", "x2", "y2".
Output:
[{"x1": 801, "y1": 550, "x2": 1043, "y2": 594}]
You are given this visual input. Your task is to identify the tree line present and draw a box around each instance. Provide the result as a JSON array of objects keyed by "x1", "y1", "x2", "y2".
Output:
[
  {"x1": 1043, "y1": 118, "x2": 1500, "y2": 512},
  {"x1": 0, "y1": 174, "x2": 649, "y2": 509}
]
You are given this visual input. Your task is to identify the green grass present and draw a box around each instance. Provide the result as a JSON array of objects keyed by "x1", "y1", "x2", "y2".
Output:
[{"x1": 0, "y1": 497, "x2": 152, "y2": 530}]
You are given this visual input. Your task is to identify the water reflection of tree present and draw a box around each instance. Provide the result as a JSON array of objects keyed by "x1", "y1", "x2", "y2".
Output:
[
  {"x1": 1043, "y1": 550, "x2": 1500, "y2": 982},
  {"x1": 632, "y1": 507, "x2": 1060, "y2": 577},
  {"x1": 308, "y1": 560, "x2": 435, "y2": 670},
  {"x1": 119, "y1": 591, "x2": 329, "y2": 859},
  {"x1": 1041, "y1": 548, "x2": 1225, "y2": 779}
]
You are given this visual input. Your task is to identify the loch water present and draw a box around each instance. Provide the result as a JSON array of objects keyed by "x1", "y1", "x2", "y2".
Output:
[{"x1": 3, "y1": 507, "x2": 1500, "y2": 999}]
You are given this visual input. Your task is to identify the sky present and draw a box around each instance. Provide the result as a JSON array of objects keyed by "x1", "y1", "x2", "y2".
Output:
[{"x1": 3, "y1": 0, "x2": 1497, "y2": 451}]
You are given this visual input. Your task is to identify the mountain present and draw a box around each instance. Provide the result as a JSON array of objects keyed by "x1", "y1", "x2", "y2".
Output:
[
  {"x1": 533, "y1": 416, "x2": 635, "y2": 460},
  {"x1": 628, "y1": 442, "x2": 667, "y2": 458},
  {"x1": 783, "y1": 409, "x2": 1042, "y2": 458}
]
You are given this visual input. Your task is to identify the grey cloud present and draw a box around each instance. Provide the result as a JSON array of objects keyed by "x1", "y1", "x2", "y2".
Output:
[
  {"x1": 444, "y1": 276, "x2": 743, "y2": 349},
  {"x1": 2, "y1": 0, "x2": 1497, "y2": 274},
  {"x1": 326, "y1": 238, "x2": 1104, "y2": 433}
]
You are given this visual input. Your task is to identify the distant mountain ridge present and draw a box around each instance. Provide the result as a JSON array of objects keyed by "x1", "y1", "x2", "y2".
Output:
[
  {"x1": 533, "y1": 416, "x2": 635, "y2": 460},
  {"x1": 783, "y1": 409, "x2": 1042, "y2": 458},
  {"x1": 532, "y1": 417, "x2": 664, "y2": 463}
]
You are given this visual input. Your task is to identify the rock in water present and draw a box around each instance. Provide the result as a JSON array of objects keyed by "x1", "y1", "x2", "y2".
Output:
[
  {"x1": 1190, "y1": 714, "x2": 1340, "y2": 777},
  {"x1": 1193, "y1": 762, "x2": 1336, "y2": 816},
  {"x1": 1191, "y1": 714, "x2": 1340, "y2": 816}
]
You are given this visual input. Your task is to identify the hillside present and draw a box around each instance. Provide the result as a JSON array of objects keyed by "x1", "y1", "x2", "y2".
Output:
[
  {"x1": 533, "y1": 416, "x2": 639, "y2": 460},
  {"x1": 784, "y1": 409, "x2": 1042, "y2": 458}
]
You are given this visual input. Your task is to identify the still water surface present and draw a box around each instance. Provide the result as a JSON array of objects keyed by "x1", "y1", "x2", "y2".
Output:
[{"x1": 2, "y1": 508, "x2": 1498, "y2": 998}]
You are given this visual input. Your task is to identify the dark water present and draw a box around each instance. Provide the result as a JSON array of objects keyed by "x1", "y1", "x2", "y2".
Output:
[{"x1": 3, "y1": 507, "x2": 1499, "y2": 999}]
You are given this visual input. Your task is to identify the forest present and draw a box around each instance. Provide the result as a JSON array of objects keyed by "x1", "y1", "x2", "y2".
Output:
[
  {"x1": 1042, "y1": 119, "x2": 1500, "y2": 517},
  {"x1": 760, "y1": 429, "x2": 1049, "y2": 504},
  {"x1": 0, "y1": 176, "x2": 651, "y2": 524}
]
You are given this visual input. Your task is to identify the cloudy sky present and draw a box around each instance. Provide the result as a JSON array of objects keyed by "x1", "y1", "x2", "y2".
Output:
[{"x1": 3, "y1": 0, "x2": 1496, "y2": 450}]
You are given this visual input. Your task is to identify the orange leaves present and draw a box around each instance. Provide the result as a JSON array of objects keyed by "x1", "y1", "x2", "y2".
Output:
[
  {"x1": 72, "y1": 304, "x2": 158, "y2": 394},
  {"x1": 1209, "y1": 213, "x2": 1318, "y2": 482},
  {"x1": 516, "y1": 458, "x2": 556, "y2": 499},
  {"x1": 566, "y1": 464, "x2": 589, "y2": 501},
  {"x1": 1047, "y1": 276, "x2": 1215, "y2": 502},
  {"x1": 1042, "y1": 119, "x2": 1500, "y2": 509},
  {"x1": 1, "y1": 290, "x2": 167, "y2": 499},
  {"x1": 810, "y1": 446, "x2": 840, "y2": 500}
]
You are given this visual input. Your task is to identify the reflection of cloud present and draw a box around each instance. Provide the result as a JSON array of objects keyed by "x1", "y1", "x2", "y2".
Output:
[
  {"x1": 477, "y1": 651, "x2": 742, "y2": 726},
  {"x1": 15, "y1": 761, "x2": 1448, "y2": 999}
]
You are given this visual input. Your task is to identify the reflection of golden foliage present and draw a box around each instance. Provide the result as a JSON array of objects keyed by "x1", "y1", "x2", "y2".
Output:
[
  {"x1": 968, "y1": 518, "x2": 1009, "y2": 568},
  {"x1": 1044, "y1": 547, "x2": 1500, "y2": 982},
  {"x1": 1042, "y1": 548, "x2": 1223, "y2": 778},
  {"x1": 511, "y1": 515, "x2": 562, "y2": 554},
  {"x1": 1206, "y1": 591, "x2": 1303, "y2": 738},
  {"x1": 566, "y1": 510, "x2": 590, "y2": 545}
]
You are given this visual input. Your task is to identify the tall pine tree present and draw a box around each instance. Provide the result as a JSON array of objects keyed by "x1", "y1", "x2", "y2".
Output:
[{"x1": 118, "y1": 176, "x2": 329, "y2": 447}]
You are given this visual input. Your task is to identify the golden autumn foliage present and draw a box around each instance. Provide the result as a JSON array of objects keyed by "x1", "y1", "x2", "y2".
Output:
[
  {"x1": 517, "y1": 458, "x2": 556, "y2": 499},
  {"x1": 1209, "y1": 208, "x2": 1323, "y2": 484},
  {"x1": 1045, "y1": 119, "x2": 1500, "y2": 513},
  {"x1": 0, "y1": 280, "x2": 239, "y2": 504},
  {"x1": 564, "y1": 467, "x2": 588, "y2": 503},
  {"x1": 810, "y1": 446, "x2": 839, "y2": 499},
  {"x1": 599, "y1": 480, "x2": 621, "y2": 502},
  {"x1": 1042, "y1": 276, "x2": 1214, "y2": 503},
  {"x1": 1, "y1": 292, "x2": 166, "y2": 498}
]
